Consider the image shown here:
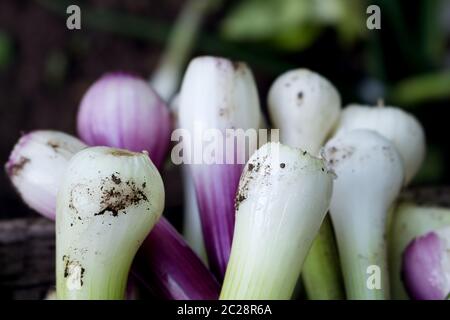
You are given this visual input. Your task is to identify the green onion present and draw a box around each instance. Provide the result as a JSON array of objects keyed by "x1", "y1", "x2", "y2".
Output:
[
  {"x1": 268, "y1": 68, "x2": 344, "y2": 299},
  {"x1": 324, "y1": 130, "x2": 404, "y2": 299},
  {"x1": 178, "y1": 56, "x2": 262, "y2": 280},
  {"x1": 220, "y1": 142, "x2": 333, "y2": 299},
  {"x1": 56, "y1": 147, "x2": 164, "y2": 299}
]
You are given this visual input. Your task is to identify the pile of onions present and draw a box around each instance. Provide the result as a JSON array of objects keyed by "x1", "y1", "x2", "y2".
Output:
[{"x1": 8, "y1": 53, "x2": 448, "y2": 301}]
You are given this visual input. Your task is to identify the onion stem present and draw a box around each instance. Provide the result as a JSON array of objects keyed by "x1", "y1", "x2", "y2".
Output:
[
  {"x1": 150, "y1": 0, "x2": 221, "y2": 101},
  {"x1": 302, "y1": 215, "x2": 345, "y2": 299},
  {"x1": 334, "y1": 208, "x2": 389, "y2": 299}
]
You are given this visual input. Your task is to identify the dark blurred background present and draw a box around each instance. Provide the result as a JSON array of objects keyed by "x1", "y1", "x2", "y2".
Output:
[{"x1": 1, "y1": 0, "x2": 450, "y2": 220}]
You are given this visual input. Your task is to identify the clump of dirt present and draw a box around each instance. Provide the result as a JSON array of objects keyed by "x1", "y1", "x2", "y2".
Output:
[
  {"x1": 62, "y1": 255, "x2": 85, "y2": 287},
  {"x1": 94, "y1": 173, "x2": 148, "y2": 217},
  {"x1": 68, "y1": 173, "x2": 149, "y2": 220}
]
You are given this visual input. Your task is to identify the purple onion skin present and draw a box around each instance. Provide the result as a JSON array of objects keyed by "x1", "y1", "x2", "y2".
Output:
[
  {"x1": 192, "y1": 163, "x2": 243, "y2": 281},
  {"x1": 77, "y1": 76, "x2": 219, "y2": 299},
  {"x1": 133, "y1": 218, "x2": 220, "y2": 300},
  {"x1": 77, "y1": 73, "x2": 171, "y2": 168},
  {"x1": 402, "y1": 232, "x2": 449, "y2": 300},
  {"x1": 5, "y1": 131, "x2": 87, "y2": 220}
]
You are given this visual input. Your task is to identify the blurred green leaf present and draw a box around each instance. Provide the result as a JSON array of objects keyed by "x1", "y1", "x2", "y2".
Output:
[
  {"x1": 221, "y1": 0, "x2": 366, "y2": 51},
  {"x1": 36, "y1": 0, "x2": 294, "y2": 75},
  {"x1": 334, "y1": 0, "x2": 367, "y2": 45},
  {"x1": 272, "y1": 25, "x2": 321, "y2": 51},
  {"x1": 389, "y1": 72, "x2": 450, "y2": 106},
  {"x1": 0, "y1": 30, "x2": 14, "y2": 71},
  {"x1": 44, "y1": 50, "x2": 68, "y2": 87},
  {"x1": 413, "y1": 146, "x2": 445, "y2": 184},
  {"x1": 221, "y1": 0, "x2": 311, "y2": 41},
  {"x1": 419, "y1": 0, "x2": 445, "y2": 68}
]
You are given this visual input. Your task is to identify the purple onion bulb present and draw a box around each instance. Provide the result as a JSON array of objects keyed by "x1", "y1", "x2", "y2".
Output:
[
  {"x1": 402, "y1": 228, "x2": 450, "y2": 300},
  {"x1": 77, "y1": 73, "x2": 171, "y2": 168},
  {"x1": 5, "y1": 130, "x2": 86, "y2": 219}
]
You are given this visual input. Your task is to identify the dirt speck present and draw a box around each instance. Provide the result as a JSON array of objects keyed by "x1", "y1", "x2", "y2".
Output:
[
  {"x1": 329, "y1": 146, "x2": 338, "y2": 155},
  {"x1": 111, "y1": 173, "x2": 121, "y2": 185},
  {"x1": 232, "y1": 61, "x2": 245, "y2": 71},
  {"x1": 110, "y1": 149, "x2": 135, "y2": 157},
  {"x1": 325, "y1": 146, "x2": 355, "y2": 169},
  {"x1": 47, "y1": 141, "x2": 60, "y2": 151},
  {"x1": 9, "y1": 156, "x2": 30, "y2": 176},
  {"x1": 219, "y1": 108, "x2": 227, "y2": 117},
  {"x1": 297, "y1": 92, "x2": 304, "y2": 106}
]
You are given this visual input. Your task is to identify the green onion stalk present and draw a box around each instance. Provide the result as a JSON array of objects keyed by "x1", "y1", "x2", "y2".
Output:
[
  {"x1": 333, "y1": 103, "x2": 426, "y2": 299},
  {"x1": 324, "y1": 130, "x2": 404, "y2": 300},
  {"x1": 220, "y1": 142, "x2": 333, "y2": 299},
  {"x1": 267, "y1": 69, "x2": 344, "y2": 299},
  {"x1": 150, "y1": 0, "x2": 222, "y2": 101}
]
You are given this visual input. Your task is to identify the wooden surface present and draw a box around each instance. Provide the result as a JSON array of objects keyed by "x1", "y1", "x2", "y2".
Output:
[
  {"x1": 0, "y1": 217, "x2": 54, "y2": 299},
  {"x1": 1, "y1": 187, "x2": 449, "y2": 300},
  {"x1": 400, "y1": 187, "x2": 450, "y2": 207}
]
